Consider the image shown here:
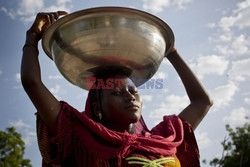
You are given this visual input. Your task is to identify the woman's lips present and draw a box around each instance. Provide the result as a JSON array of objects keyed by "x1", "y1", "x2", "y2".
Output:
[{"x1": 125, "y1": 104, "x2": 139, "y2": 110}]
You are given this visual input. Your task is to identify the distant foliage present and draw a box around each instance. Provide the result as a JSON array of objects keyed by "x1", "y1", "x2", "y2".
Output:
[
  {"x1": 209, "y1": 123, "x2": 250, "y2": 167},
  {"x1": 0, "y1": 127, "x2": 32, "y2": 167}
]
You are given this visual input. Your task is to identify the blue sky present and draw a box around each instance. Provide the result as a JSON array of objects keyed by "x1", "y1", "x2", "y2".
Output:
[{"x1": 0, "y1": 0, "x2": 250, "y2": 166}]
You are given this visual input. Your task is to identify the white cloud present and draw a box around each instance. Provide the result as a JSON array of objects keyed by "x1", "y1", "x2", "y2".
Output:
[
  {"x1": 207, "y1": 22, "x2": 216, "y2": 29},
  {"x1": 233, "y1": 1, "x2": 250, "y2": 30},
  {"x1": 76, "y1": 92, "x2": 87, "y2": 99},
  {"x1": 48, "y1": 74, "x2": 63, "y2": 80},
  {"x1": 17, "y1": 0, "x2": 44, "y2": 16},
  {"x1": 235, "y1": 0, "x2": 250, "y2": 12},
  {"x1": 211, "y1": 82, "x2": 238, "y2": 110},
  {"x1": 9, "y1": 119, "x2": 30, "y2": 129},
  {"x1": 219, "y1": 15, "x2": 238, "y2": 32},
  {"x1": 149, "y1": 94, "x2": 189, "y2": 120},
  {"x1": 209, "y1": 0, "x2": 250, "y2": 59},
  {"x1": 22, "y1": 130, "x2": 36, "y2": 146},
  {"x1": 191, "y1": 54, "x2": 229, "y2": 79},
  {"x1": 50, "y1": 84, "x2": 61, "y2": 94},
  {"x1": 228, "y1": 58, "x2": 250, "y2": 82},
  {"x1": 141, "y1": 0, "x2": 170, "y2": 14},
  {"x1": 223, "y1": 107, "x2": 250, "y2": 126},
  {"x1": 0, "y1": 7, "x2": 16, "y2": 19},
  {"x1": 1, "y1": 0, "x2": 72, "y2": 23},
  {"x1": 152, "y1": 71, "x2": 168, "y2": 80},
  {"x1": 15, "y1": 73, "x2": 21, "y2": 82},
  {"x1": 141, "y1": 0, "x2": 193, "y2": 14},
  {"x1": 215, "y1": 44, "x2": 233, "y2": 56},
  {"x1": 13, "y1": 73, "x2": 22, "y2": 89},
  {"x1": 244, "y1": 97, "x2": 250, "y2": 105},
  {"x1": 49, "y1": 84, "x2": 66, "y2": 99},
  {"x1": 42, "y1": 0, "x2": 72, "y2": 14},
  {"x1": 8, "y1": 120, "x2": 36, "y2": 146},
  {"x1": 231, "y1": 34, "x2": 249, "y2": 55},
  {"x1": 57, "y1": 0, "x2": 71, "y2": 5},
  {"x1": 141, "y1": 95, "x2": 153, "y2": 102},
  {"x1": 219, "y1": 33, "x2": 232, "y2": 42},
  {"x1": 172, "y1": 0, "x2": 194, "y2": 10},
  {"x1": 195, "y1": 131, "x2": 213, "y2": 149},
  {"x1": 219, "y1": 0, "x2": 250, "y2": 32},
  {"x1": 214, "y1": 34, "x2": 250, "y2": 57}
]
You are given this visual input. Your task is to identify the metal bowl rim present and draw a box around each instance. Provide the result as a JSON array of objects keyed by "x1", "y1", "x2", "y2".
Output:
[{"x1": 42, "y1": 6, "x2": 175, "y2": 59}]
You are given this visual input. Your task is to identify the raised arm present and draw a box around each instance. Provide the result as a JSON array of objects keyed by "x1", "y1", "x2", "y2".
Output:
[
  {"x1": 21, "y1": 11, "x2": 68, "y2": 134},
  {"x1": 165, "y1": 47, "x2": 213, "y2": 130}
]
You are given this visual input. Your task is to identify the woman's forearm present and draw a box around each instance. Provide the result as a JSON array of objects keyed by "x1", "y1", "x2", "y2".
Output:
[
  {"x1": 166, "y1": 50, "x2": 212, "y2": 104},
  {"x1": 21, "y1": 30, "x2": 41, "y2": 88},
  {"x1": 20, "y1": 11, "x2": 67, "y2": 135},
  {"x1": 166, "y1": 50, "x2": 213, "y2": 129}
]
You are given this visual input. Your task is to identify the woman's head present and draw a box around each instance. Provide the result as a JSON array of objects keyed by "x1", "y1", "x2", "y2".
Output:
[{"x1": 88, "y1": 67, "x2": 142, "y2": 132}]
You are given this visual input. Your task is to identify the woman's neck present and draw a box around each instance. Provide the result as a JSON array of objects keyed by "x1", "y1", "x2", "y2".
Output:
[{"x1": 102, "y1": 121, "x2": 135, "y2": 134}]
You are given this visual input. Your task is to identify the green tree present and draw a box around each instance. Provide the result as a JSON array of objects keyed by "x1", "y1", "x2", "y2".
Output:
[
  {"x1": 209, "y1": 123, "x2": 250, "y2": 167},
  {"x1": 0, "y1": 127, "x2": 32, "y2": 167}
]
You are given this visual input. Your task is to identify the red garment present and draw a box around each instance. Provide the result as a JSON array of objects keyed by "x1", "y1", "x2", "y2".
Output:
[{"x1": 37, "y1": 94, "x2": 200, "y2": 167}]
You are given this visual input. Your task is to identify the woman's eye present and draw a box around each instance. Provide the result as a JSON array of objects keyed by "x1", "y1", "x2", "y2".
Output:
[
  {"x1": 112, "y1": 91, "x2": 122, "y2": 96},
  {"x1": 130, "y1": 89, "x2": 138, "y2": 95}
]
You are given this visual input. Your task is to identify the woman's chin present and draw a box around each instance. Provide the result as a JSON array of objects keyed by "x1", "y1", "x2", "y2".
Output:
[{"x1": 129, "y1": 115, "x2": 141, "y2": 124}]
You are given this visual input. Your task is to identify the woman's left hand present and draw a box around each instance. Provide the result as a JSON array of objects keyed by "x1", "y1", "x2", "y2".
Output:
[{"x1": 29, "y1": 11, "x2": 68, "y2": 40}]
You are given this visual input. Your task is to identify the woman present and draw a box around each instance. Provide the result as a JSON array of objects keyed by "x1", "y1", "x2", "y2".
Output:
[{"x1": 21, "y1": 11, "x2": 213, "y2": 167}]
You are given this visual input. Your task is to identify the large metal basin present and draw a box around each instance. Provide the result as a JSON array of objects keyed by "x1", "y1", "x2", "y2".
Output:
[{"x1": 42, "y1": 7, "x2": 174, "y2": 89}]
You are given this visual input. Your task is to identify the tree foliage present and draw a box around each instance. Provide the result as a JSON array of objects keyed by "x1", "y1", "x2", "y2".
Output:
[
  {"x1": 0, "y1": 127, "x2": 32, "y2": 167},
  {"x1": 209, "y1": 123, "x2": 250, "y2": 167}
]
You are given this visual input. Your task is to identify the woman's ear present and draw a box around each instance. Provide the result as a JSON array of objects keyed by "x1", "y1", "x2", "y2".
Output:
[
  {"x1": 92, "y1": 102, "x2": 103, "y2": 121},
  {"x1": 93, "y1": 102, "x2": 103, "y2": 116},
  {"x1": 92, "y1": 102, "x2": 100, "y2": 115}
]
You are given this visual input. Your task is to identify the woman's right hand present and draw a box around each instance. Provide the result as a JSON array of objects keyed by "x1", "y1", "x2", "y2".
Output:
[{"x1": 27, "y1": 11, "x2": 68, "y2": 42}]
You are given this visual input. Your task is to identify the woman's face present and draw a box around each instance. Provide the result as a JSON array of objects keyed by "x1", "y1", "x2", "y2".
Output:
[{"x1": 100, "y1": 77, "x2": 142, "y2": 129}]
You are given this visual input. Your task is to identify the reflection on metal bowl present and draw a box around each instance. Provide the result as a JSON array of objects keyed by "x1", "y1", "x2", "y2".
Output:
[{"x1": 42, "y1": 7, "x2": 174, "y2": 90}]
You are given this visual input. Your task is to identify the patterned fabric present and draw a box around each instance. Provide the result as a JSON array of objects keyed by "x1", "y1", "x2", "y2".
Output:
[
  {"x1": 126, "y1": 156, "x2": 180, "y2": 167},
  {"x1": 37, "y1": 94, "x2": 200, "y2": 167}
]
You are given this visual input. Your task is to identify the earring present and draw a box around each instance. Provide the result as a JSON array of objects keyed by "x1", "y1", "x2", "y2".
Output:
[{"x1": 97, "y1": 112, "x2": 102, "y2": 121}]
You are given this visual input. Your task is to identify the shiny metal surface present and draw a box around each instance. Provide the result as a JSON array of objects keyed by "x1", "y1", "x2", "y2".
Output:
[{"x1": 42, "y1": 7, "x2": 174, "y2": 89}]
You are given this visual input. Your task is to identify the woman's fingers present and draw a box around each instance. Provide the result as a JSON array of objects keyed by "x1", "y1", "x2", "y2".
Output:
[
  {"x1": 48, "y1": 11, "x2": 68, "y2": 21},
  {"x1": 57, "y1": 11, "x2": 69, "y2": 16},
  {"x1": 49, "y1": 13, "x2": 56, "y2": 24},
  {"x1": 29, "y1": 11, "x2": 68, "y2": 39},
  {"x1": 46, "y1": 11, "x2": 68, "y2": 28},
  {"x1": 44, "y1": 11, "x2": 68, "y2": 25}
]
